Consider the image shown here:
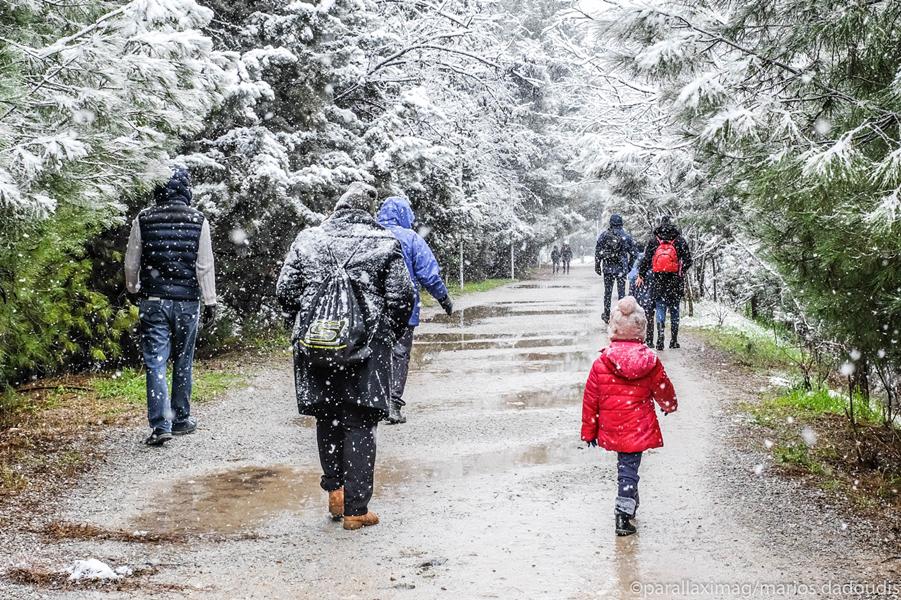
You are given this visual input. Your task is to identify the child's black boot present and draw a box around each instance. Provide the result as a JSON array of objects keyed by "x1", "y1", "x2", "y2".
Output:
[{"x1": 615, "y1": 511, "x2": 636, "y2": 536}]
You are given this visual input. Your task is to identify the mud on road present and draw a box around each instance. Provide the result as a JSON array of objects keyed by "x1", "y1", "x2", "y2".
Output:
[{"x1": 1, "y1": 264, "x2": 898, "y2": 599}]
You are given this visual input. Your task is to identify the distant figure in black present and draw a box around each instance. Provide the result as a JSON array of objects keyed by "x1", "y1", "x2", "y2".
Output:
[
  {"x1": 637, "y1": 216, "x2": 693, "y2": 350},
  {"x1": 551, "y1": 246, "x2": 561, "y2": 274},
  {"x1": 560, "y1": 243, "x2": 573, "y2": 274},
  {"x1": 595, "y1": 214, "x2": 637, "y2": 323}
]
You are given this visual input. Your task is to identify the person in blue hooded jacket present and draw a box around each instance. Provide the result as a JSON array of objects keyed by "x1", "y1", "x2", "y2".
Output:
[{"x1": 377, "y1": 196, "x2": 453, "y2": 424}]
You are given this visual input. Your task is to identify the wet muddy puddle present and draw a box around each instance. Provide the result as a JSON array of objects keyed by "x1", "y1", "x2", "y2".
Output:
[
  {"x1": 425, "y1": 304, "x2": 594, "y2": 326},
  {"x1": 501, "y1": 383, "x2": 584, "y2": 409},
  {"x1": 132, "y1": 438, "x2": 580, "y2": 536}
]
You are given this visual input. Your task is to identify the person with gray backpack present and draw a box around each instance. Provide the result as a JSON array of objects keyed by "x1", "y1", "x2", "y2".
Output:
[{"x1": 276, "y1": 182, "x2": 414, "y2": 531}]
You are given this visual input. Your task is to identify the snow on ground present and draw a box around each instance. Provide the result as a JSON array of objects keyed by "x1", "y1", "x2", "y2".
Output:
[
  {"x1": 681, "y1": 298, "x2": 769, "y2": 337},
  {"x1": 66, "y1": 559, "x2": 131, "y2": 581}
]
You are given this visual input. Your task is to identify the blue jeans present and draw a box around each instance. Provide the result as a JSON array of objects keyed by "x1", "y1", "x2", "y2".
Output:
[
  {"x1": 655, "y1": 301, "x2": 680, "y2": 331},
  {"x1": 616, "y1": 451, "x2": 643, "y2": 516},
  {"x1": 139, "y1": 299, "x2": 200, "y2": 432}
]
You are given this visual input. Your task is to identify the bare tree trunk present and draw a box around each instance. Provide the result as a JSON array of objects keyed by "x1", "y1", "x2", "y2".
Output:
[{"x1": 711, "y1": 255, "x2": 719, "y2": 303}]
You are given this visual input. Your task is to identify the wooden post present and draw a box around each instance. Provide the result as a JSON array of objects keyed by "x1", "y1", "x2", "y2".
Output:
[{"x1": 459, "y1": 240, "x2": 464, "y2": 289}]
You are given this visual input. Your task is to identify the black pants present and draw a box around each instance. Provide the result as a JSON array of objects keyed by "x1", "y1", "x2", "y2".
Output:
[
  {"x1": 552, "y1": 260, "x2": 560, "y2": 274},
  {"x1": 602, "y1": 273, "x2": 626, "y2": 320},
  {"x1": 389, "y1": 326, "x2": 415, "y2": 406},
  {"x1": 316, "y1": 403, "x2": 380, "y2": 516},
  {"x1": 562, "y1": 259, "x2": 571, "y2": 274}
]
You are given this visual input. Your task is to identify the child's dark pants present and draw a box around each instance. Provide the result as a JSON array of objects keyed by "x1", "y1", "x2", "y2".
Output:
[{"x1": 616, "y1": 451, "x2": 642, "y2": 516}]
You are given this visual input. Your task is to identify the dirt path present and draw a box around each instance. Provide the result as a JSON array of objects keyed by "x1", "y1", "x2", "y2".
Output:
[{"x1": 2, "y1": 264, "x2": 898, "y2": 599}]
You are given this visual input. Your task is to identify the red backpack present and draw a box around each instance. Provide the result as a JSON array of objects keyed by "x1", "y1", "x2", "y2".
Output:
[{"x1": 652, "y1": 238, "x2": 680, "y2": 273}]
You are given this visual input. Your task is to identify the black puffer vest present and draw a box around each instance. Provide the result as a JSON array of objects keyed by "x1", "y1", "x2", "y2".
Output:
[{"x1": 138, "y1": 201, "x2": 205, "y2": 301}]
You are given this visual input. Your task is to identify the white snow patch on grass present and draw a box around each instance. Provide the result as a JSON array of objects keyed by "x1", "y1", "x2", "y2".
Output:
[{"x1": 681, "y1": 299, "x2": 768, "y2": 336}]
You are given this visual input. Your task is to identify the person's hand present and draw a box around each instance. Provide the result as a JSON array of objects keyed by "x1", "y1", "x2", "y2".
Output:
[
  {"x1": 585, "y1": 439, "x2": 597, "y2": 447},
  {"x1": 201, "y1": 304, "x2": 217, "y2": 329},
  {"x1": 636, "y1": 276, "x2": 644, "y2": 288},
  {"x1": 438, "y1": 295, "x2": 453, "y2": 316}
]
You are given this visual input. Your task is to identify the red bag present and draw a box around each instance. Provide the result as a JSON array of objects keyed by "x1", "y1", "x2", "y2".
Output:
[{"x1": 652, "y1": 238, "x2": 680, "y2": 273}]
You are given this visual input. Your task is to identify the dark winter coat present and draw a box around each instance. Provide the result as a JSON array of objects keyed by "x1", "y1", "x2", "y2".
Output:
[
  {"x1": 581, "y1": 341, "x2": 677, "y2": 453},
  {"x1": 138, "y1": 168, "x2": 205, "y2": 301},
  {"x1": 595, "y1": 214, "x2": 637, "y2": 276},
  {"x1": 377, "y1": 197, "x2": 449, "y2": 327},
  {"x1": 638, "y1": 222, "x2": 693, "y2": 304},
  {"x1": 276, "y1": 208, "x2": 414, "y2": 418},
  {"x1": 561, "y1": 245, "x2": 573, "y2": 261},
  {"x1": 551, "y1": 248, "x2": 561, "y2": 263}
]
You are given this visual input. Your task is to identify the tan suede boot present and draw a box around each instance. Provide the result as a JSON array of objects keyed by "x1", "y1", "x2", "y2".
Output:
[
  {"x1": 343, "y1": 512, "x2": 379, "y2": 530},
  {"x1": 328, "y1": 489, "x2": 344, "y2": 520}
]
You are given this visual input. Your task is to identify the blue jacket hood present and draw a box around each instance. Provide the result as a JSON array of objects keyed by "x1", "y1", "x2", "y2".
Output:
[
  {"x1": 377, "y1": 197, "x2": 415, "y2": 230},
  {"x1": 610, "y1": 214, "x2": 623, "y2": 228}
]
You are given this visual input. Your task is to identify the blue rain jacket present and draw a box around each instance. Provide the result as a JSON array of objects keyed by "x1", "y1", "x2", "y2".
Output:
[{"x1": 377, "y1": 197, "x2": 449, "y2": 326}]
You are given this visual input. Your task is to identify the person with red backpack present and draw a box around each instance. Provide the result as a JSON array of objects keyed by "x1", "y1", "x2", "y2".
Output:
[{"x1": 635, "y1": 216, "x2": 693, "y2": 350}]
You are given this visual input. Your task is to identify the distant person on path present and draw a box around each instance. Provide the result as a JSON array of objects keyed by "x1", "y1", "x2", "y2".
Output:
[
  {"x1": 627, "y1": 251, "x2": 655, "y2": 346},
  {"x1": 595, "y1": 214, "x2": 637, "y2": 323},
  {"x1": 551, "y1": 245, "x2": 561, "y2": 274},
  {"x1": 636, "y1": 216, "x2": 693, "y2": 350},
  {"x1": 581, "y1": 296, "x2": 677, "y2": 536},
  {"x1": 277, "y1": 182, "x2": 414, "y2": 531},
  {"x1": 377, "y1": 196, "x2": 453, "y2": 424},
  {"x1": 561, "y1": 243, "x2": 573, "y2": 274},
  {"x1": 124, "y1": 167, "x2": 217, "y2": 447}
]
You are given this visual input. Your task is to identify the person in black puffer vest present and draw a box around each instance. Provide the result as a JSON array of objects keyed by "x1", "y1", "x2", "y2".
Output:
[{"x1": 125, "y1": 167, "x2": 217, "y2": 446}]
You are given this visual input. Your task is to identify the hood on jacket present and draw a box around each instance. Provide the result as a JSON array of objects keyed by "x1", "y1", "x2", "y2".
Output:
[
  {"x1": 154, "y1": 167, "x2": 192, "y2": 206},
  {"x1": 609, "y1": 214, "x2": 623, "y2": 228},
  {"x1": 335, "y1": 181, "x2": 377, "y2": 213},
  {"x1": 377, "y1": 196, "x2": 415, "y2": 230},
  {"x1": 600, "y1": 341, "x2": 659, "y2": 380},
  {"x1": 654, "y1": 216, "x2": 680, "y2": 241}
]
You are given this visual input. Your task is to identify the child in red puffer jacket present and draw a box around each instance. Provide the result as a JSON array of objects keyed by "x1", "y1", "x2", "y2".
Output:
[{"x1": 581, "y1": 296, "x2": 677, "y2": 536}]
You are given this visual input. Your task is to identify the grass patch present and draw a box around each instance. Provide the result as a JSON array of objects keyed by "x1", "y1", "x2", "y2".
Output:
[
  {"x1": 773, "y1": 442, "x2": 826, "y2": 475},
  {"x1": 751, "y1": 386, "x2": 882, "y2": 426},
  {"x1": 693, "y1": 326, "x2": 802, "y2": 371},
  {"x1": 420, "y1": 278, "x2": 514, "y2": 307},
  {"x1": 744, "y1": 384, "x2": 900, "y2": 517},
  {"x1": 91, "y1": 367, "x2": 243, "y2": 409},
  {"x1": 695, "y1": 326, "x2": 901, "y2": 526}
]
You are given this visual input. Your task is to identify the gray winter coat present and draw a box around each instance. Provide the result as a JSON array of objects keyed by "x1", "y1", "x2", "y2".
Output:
[{"x1": 276, "y1": 208, "x2": 414, "y2": 417}]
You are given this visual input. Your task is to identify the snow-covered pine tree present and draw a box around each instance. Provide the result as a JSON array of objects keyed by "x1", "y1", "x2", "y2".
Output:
[{"x1": 0, "y1": 0, "x2": 230, "y2": 385}]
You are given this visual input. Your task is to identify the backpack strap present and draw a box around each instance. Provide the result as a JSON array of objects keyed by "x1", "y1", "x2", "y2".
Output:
[{"x1": 326, "y1": 241, "x2": 364, "y2": 271}]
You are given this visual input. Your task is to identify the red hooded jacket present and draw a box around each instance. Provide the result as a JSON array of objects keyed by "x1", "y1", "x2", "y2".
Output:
[{"x1": 581, "y1": 341, "x2": 677, "y2": 453}]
